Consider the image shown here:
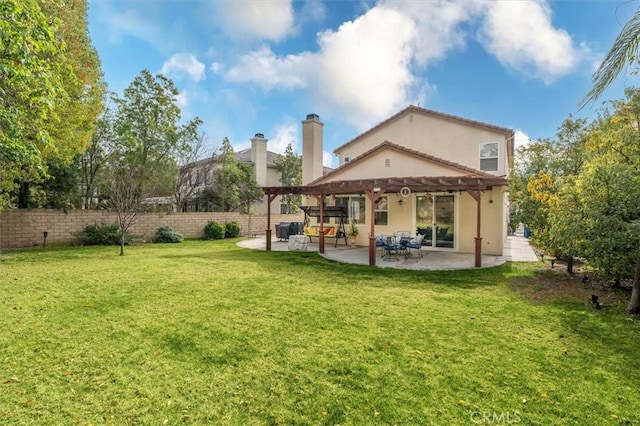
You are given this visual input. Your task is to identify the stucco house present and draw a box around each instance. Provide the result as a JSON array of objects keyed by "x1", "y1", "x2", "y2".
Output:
[
  {"x1": 180, "y1": 133, "x2": 333, "y2": 214},
  {"x1": 181, "y1": 134, "x2": 300, "y2": 214},
  {"x1": 263, "y1": 106, "x2": 514, "y2": 267}
]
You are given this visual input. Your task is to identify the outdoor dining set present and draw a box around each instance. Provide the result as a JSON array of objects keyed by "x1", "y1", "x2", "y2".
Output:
[{"x1": 375, "y1": 232, "x2": 425, "y2": 261}]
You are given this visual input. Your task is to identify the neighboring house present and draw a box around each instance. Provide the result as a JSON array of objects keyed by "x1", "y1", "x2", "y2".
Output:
[
  {"x1": 180, "y1": 134, "x2": 332, "y2": 214},
  {"x1": 264, "y1": 106, "x2": 514, "y2": 265}
]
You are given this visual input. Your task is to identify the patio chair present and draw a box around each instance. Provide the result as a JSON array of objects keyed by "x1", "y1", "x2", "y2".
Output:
[
  {"x1": 381, "y1": 236, "x2": 401, "y2": 261},
  {"x1": 375, "y1": 234, "x2": 386, "y2": 257},
  {"x1": 404, "y1": 234, "x2": 425, "y2": 259}
]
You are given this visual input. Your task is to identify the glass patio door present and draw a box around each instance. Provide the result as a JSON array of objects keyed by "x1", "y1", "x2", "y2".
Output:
[{"x1": 415, "y1": 194, "x2": 455, "y2": 249}]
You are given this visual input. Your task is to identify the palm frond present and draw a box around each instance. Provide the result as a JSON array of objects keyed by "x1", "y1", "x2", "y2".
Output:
[{"x1": 580, "y1": 7, "x2": 640, "y2": 109}]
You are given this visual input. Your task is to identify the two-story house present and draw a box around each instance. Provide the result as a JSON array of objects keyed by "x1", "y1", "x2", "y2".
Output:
[
  {"x1": 180, "y1": 134, "x2": 289, "y2": 214},
  {"x1": 264, "y1": 106, "x2": 514, "y2": 266}
]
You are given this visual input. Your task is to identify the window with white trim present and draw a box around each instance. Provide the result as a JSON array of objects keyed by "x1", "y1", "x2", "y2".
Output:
[
  {"x1": 480, "y1": 142, "x2": 499, "y2": 172},
  {"x1": 374, "y1": 196, "x2": 388, "y2": 226}
]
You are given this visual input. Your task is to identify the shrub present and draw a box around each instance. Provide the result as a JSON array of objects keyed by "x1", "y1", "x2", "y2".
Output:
[
  {"x1": 204, "y1": 220, "x2": 224, "y2": 240},
  {"x1": 224, "y1": 221, "x2": 241, "y2": 238},
  {"x1": 156, "y1": 226, "x2": 183, "y2": 243},
  {"x1": 82, "y1": 222, "x2": 130, "y2": 245}
]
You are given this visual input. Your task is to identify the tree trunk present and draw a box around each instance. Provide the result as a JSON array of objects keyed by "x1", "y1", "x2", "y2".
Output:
[
  {"x1": 17, "y1": 182, "x2": 29, "y2": 208},
  {"x1": 628, "y1": 253, "x2": 640, "y2": 314},
  {"x1": 120, "y1": 233, "x2": 125, "y2": 256}
]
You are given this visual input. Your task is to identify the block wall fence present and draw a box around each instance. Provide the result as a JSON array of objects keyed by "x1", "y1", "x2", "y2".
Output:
[{"x1": 0, "y1": 209, "x2": 304, "y2": 249}]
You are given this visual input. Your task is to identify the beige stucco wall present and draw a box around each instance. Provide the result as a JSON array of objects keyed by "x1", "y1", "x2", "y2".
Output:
[
  {"x1": 322, "y1": 147, "x2": 467, "y2": 182},
  {"x1": 337, "y1": 112, "x2": 510, "y2": 176},
  {"x1": 252, "y1": 166, "x2": 283, "y2": 215},
  {"x1": 346, "y1": 186, "x2": 506, "y2": 255}
]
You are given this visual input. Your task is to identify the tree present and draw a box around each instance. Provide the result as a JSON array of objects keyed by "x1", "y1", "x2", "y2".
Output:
[
  {"x1": 274, "y1": 143, "x2": 302, "y2": 213},
  {"x1": 173, "y1": 124, "x2": 208, "y2": 212},
  {"x1": 105, "y1": 69, "x2": 201, "y2": 255},
  {"x1": 8, "y1": 0, "x2": 106, "y2": 208},
  {"x1": 522, "y1": 88, "x2": 640, "y2": 313},
  {"x1": 208, "y1": 137, "x2": 263, "y2": 212},
  {"x1": 581, "y1": 7, "x2": 640, "y2": 107},
  {"x1": 237, "y1": 162, "x2": 264, "y2": 214},
  {"x1": 0, "y1": 0, "x2": 66, "y2": 208},
  {"x1": 104, "y1": 151, "x2": 143, "y2": 256},
  {"x1": 81, "y1": 100, "x2": 114, "y2": 209},
  {"x1": 510, "y1": 117, "x2": 590, "y2": 257}
]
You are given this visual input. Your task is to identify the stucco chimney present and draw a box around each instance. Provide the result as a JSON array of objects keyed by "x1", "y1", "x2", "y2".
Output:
[
  {"x1": 251, "y1": 133, "x2": 268, "y2": 187},
  {"x1": 302, "y1": 113, "x2": 323, "y2": 185}
]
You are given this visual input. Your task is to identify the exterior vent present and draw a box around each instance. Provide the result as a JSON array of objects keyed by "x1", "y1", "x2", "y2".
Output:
[
  {"x1": 344, "y1": 157, "x2": 350, "y2": 163},
  {"x1": 306, "y1": 113, "x2": 320, "y2": 121},
  {"x1": 254, "y1": 133, "x2": 265, "y2": 138}
]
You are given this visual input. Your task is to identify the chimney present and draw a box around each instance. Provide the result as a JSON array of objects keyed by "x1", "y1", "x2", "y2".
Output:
[
  {"x1": 251, "y1": 133, "x2": 267, "y2": 187},
  {"x1": 302, "y1": 113, "x2": 323, "y2": 185}
]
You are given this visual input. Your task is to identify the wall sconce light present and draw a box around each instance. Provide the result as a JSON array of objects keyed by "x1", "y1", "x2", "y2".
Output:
[
  {"x1": 373, "y1": 185, "x2": 381, "y2": 193},
  {"x1": 398, "y1": 199, "x2": 403, "y2": 206}
]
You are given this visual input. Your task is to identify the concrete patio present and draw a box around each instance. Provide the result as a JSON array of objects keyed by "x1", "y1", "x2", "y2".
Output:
[{"x1": 237, "y1": 235, "x2": 539, "y2": 271}]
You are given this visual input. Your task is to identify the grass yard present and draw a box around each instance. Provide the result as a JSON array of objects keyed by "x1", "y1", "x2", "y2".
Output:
[{"x1": 1, "y1": 240, "x2": 639, "y2": 425}]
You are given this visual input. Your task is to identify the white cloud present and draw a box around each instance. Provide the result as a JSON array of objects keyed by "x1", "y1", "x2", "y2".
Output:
[
  {"x1": 313, "y1": 7, "x2": 417, "y2": 128},
  {"x1": 323, "y1": 151, "x2": 335, "y2": 168},
  {"x1": 225, "y1": 6, "x2": 417, "y2": 130},
  {"x1": 381, "y1": 0, "x2": 482, "y2": 65},
  {"x1": 210, "y1": 62, "x2": 221, "y2": 74},
  {"x1": 161, "y1": 53, "x2": 206, "y2": 82},
  {"x1": 175, "y1": 90, "x2": 188, "y2": 108},
  {"x1": 214, "y1": 0, "x2": 295, "y2": 41},
  {"x1": 268, "y1": 122, "x2": 298, "y2": 154},
  {"x1": 223, "y1": 0, "x2": 589, "y2": 130},
  {"x1": 514, "y1": 129, "x2": 531, "y2": 149},
  {"x1": 300, "y1": 0, "x2": 326, "y2": 24},
  {"x1": 225, "y1": 46, "x2": 311, "y2": 90},
  {"x1": 478, "y1": 1, "x2": 587, "y2": 84}
]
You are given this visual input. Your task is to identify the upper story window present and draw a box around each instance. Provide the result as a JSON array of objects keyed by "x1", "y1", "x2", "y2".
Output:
[{"x1": 479, "y1": 142, "x2": 499, "y2": 172}]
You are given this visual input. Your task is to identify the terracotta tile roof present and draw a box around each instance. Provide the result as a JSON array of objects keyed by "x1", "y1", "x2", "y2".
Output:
[
  {"x1": 308, "y1": 141, "x2": 502, "y2": 186},
  {"x1": 333, "y1": 105, "x2": 514, "y2": 154}
]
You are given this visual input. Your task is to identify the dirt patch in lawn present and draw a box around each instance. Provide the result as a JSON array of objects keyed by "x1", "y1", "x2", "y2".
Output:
[{"x1": 509, "y1": 261, "x2": 633, "y2": 311}]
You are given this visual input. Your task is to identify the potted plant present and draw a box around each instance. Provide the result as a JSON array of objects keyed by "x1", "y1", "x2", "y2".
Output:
[{"x1": 347, "y1": 220, "x2": 359, "y2": 248}]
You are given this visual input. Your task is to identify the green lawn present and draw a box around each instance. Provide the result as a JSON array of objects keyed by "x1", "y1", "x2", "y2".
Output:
[{"x1": 1, "y1": 240, "x2": 639, "y2": 425}]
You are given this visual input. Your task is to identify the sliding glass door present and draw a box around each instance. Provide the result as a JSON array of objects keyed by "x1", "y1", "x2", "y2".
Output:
[{"x1": 415, "y1": 194, "x2": 455, "y2": 249}]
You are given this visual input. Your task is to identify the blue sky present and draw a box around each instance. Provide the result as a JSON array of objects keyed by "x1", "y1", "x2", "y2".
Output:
[{"x1": 88, "y1": 0, "x2": 639, "y2": 167}]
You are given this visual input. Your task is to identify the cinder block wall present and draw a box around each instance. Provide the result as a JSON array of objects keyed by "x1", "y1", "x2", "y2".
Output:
[{"x1": 0, "y1": 209, "x2": 304, "y2": 248}]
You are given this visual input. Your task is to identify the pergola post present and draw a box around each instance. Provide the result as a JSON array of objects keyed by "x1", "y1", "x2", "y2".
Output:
[
  {"x1": 467, "y1": 190, "x2": 482, "y2": 267},
  {"x1": 266, "y1": 193, "x2": 278, "y2": 251},
  {"x1": 311, "y1": 195, "x2": 326, "y2": 254},
  {"x1": 365, "y1": 188, "x2": 383, "y2": 266}
]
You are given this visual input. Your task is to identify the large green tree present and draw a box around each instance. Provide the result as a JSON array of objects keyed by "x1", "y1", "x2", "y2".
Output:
[
  {"x1": 5, "y1": 0, "x2": 105, "y2": 208},
  {"x1": 274, "y1": 142, "x2": 302, "y2": 213},
  {"x1": 0, "y1": 0, "x2": 66, "y2": 208},
  {"x1": 105, "y1": 70, "x2": 201, "y2": 255},
  {"x1": 519, "y1": 89, "x2": 640, "y2": 313},
  {"x1": 209, "y1": 138, "x2": 263, "y2": 212},
  {"x1": 510, "y1": 117, "x2": 590, "y2": 256}
]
